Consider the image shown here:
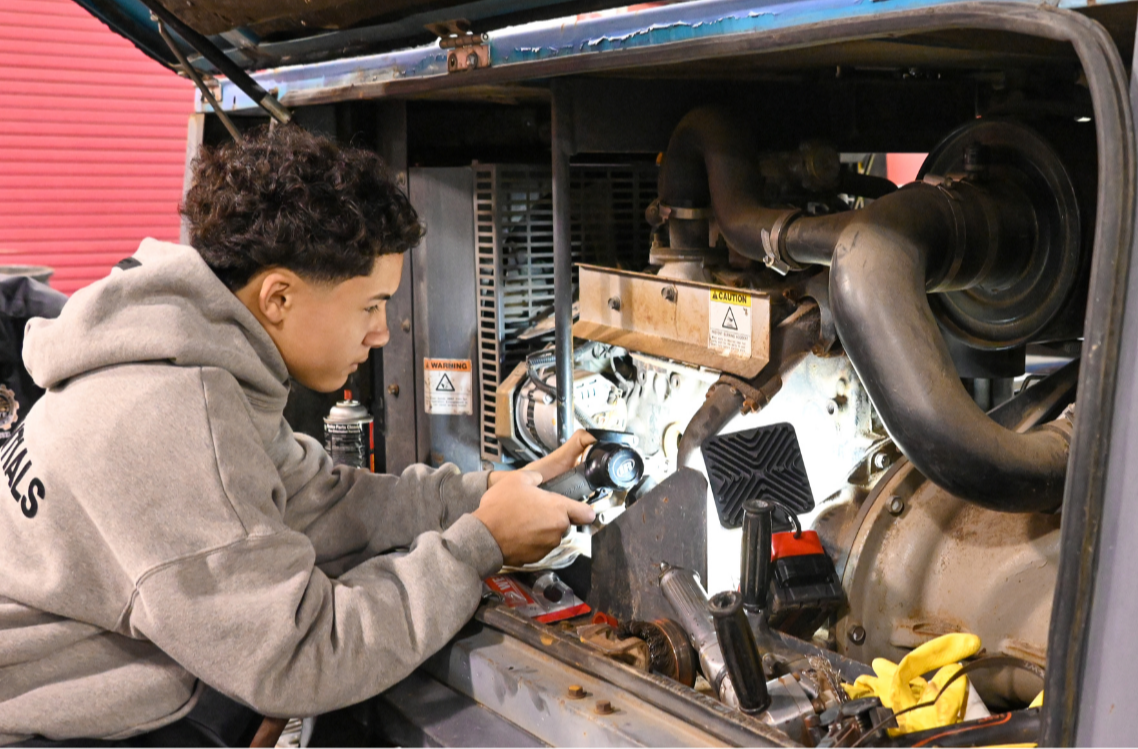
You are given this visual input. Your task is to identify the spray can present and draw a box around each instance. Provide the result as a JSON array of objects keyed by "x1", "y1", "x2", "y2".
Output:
[{"x1": 323, "y1": 400, "x2": 375, "y2": 471}]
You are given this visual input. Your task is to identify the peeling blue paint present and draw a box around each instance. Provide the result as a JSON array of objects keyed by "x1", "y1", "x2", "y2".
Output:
[{"x1": 208, "y1": 0, "x2": 1135, "y2": 114}]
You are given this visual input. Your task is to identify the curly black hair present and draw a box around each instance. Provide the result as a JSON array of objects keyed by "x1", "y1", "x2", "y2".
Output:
[{"x1": 181, "y1": 125, "x2": 423, "y2": 291}]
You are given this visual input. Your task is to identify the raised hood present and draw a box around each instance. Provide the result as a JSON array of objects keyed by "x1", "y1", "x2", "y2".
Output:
[{"x1": 72, "y1": 0, "x2": 642, "y2": 74}]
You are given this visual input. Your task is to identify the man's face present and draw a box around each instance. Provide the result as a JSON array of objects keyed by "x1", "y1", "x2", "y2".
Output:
[{"x1": 241, "y1": 254, "x2": 405, "y2": 393}]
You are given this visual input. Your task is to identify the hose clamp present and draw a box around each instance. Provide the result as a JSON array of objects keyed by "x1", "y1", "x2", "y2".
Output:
[
  {"x1": 657, "y1": 203, "x2": 712, "y2": 221},
  {"x1": 760, "y1": 209, "x2": 804, "y2": 275}
]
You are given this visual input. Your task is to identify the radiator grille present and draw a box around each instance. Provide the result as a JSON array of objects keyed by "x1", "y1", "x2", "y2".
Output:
[{"x1": 475, "y1": 163, "x2": 656, "y2": 460}]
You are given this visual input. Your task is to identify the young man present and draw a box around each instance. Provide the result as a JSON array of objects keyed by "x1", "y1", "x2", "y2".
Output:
[{"x1": 0, "y1": 126, "x2": 595, "y2": 745}]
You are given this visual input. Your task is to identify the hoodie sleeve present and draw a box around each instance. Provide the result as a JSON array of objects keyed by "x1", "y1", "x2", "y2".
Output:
[
  {"x1": 269, "y1": 415, "x2": 491, "y2": 573},
  {"x1": 118, "y1": 369, "x2": 504, "y2": 716},
  {"x1": 128, "y1": 516, "x2": 501, "y2": 717}
]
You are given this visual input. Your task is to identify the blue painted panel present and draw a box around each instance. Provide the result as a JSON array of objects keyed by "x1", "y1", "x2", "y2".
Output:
[{"x1": 208, "y1": 0, "x2": 1132, "y2": 114}]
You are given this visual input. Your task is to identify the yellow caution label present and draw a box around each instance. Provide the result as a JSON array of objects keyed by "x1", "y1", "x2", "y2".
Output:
[
  {"x1": 708, "y1": 289, "x2": 752, "y2": 357},
  {"x1": 709, "y1": 289, "x2": 751, "y2": 306}
]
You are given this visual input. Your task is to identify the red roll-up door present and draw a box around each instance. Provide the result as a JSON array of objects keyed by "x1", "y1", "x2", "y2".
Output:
[{"x1": 0, "y1": 0, "x2": 194, "y2": 294}]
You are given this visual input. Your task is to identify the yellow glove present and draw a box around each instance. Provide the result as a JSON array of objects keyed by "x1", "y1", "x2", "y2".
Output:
[{"x1": 841, "y1": 633, "x2": 982, "y2": 735}]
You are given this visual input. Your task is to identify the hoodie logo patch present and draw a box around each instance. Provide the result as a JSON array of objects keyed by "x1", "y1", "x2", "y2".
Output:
[
  {"x1": 0, "y1": 385, "x2": 19, "y2": 432},
  {"x1": 1, "y1": 425, "x2": 43, "y2": 519}
]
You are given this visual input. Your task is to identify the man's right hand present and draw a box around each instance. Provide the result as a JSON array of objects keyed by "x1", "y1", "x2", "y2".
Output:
[{"x1": 472, "y1": 470, "x2": 596, "y2": 566}]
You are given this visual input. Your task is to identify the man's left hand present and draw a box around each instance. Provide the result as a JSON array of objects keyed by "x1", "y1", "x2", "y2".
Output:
[{"x1": 488, "y1": 429, "x2": 596, "y2": 487}]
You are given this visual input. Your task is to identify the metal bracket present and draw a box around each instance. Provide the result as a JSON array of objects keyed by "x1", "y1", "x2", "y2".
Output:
[{"x1": 427, "y1": 19, "x2": 491, "y2": 72}]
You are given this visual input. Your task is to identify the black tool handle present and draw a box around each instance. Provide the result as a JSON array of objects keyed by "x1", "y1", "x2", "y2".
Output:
[
  {"x1": 539, "y1": 465, "x2": 593, "y2": 500},
  {"x1": 709, "y1": 590, "x2": 771, "y2": 714},
  {"x1": 741, "y1": 499, "x2": 774, "y2": 612}
]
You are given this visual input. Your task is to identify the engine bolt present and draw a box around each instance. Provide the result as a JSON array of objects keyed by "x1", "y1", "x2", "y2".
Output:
[
  {"x1": 608, "y1": 296, "x2": 622, "y2": 311},
  {"x1": 595, "y1": 699, "x2": 614, "y2": 715},
  {"x1": 888, "y1": 496, "x2": 905, "y2": 515},
  {"x1": 848, "y1": 624, "x2": 867, "y2": 645},
  {"x1": 387, "y1": 384, "x2": 400, "y2": 396},
  {"x1": 567, "y1": 685, "x2": 586, "y2": 699},
  {"x1": 661, "y1": 286, "x2": 678, "y2": 302},
  {"x1": 873, "y1": 453, "x2": 892, "y2": 470}
]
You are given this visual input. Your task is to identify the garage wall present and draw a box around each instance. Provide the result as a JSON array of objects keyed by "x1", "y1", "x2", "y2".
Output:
[{"x1": 0, "y1": 0, "x2": 194, "y2": 294}]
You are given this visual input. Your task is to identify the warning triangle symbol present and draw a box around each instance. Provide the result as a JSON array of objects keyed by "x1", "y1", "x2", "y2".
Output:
[
  {"x1": 436, "y1": 373, "x2": 456, "y2": 392},
  {"x1": 722, "y1": 307, "x2": 739, "y2": 331}
]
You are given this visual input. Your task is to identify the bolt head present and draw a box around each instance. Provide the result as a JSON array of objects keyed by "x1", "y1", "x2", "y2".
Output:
[
  {"x1": 401, "y1": 319, "x2": 411, "y2": 333},
  {"x1": 387, "y1": 384, "x2": 400, "y2": 396},
  {"x1": 669, "y1": 373, "x2": 682, "y2": 389},
  {"x1": 466, "y1": 52, "x2": 479, "y2": 69},
  {"x1": 567, "y1": 685, "x2": 586, "y2": 699},
  {"x1": 595, "y1": 699, "x2": 614, "y2": 715},
  {"x1": 848, "y1": 624, "x2": 867, "y2": 645},
  {"x1": 660, "y1": 286, "x2": 677, "y2": 302},
  {"x1": 888, "y1": 496, "x2": 905, "y2": 515},
  {"x1": 873, "y1": 453, "x2": 892, "y2": 470},
  {"x1": 608, "y1": 296, "x2": 622, "y2": 311}
]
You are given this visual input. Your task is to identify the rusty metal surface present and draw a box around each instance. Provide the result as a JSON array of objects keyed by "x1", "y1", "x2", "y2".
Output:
[
  {"x1": 589, "y1": 468, "x2": 708, "y2": 625},
  {"x1": 835, "y1": 459, "x2": 1056, "y2": 707},
  {"x1": 424, "y1": 623, "x2": 732, "y2": 746},
  {"x1": 574, "y1": 265, "x2": 771, "y2": 378},
  {"x1": 478, "y1": 606, "x2": 798, "y2": 747}
]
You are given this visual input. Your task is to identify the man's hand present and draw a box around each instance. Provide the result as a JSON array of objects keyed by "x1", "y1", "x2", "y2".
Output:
[
  {"x1": 472, "y1": 470, "x2": 596, "y2": 566},
  {"x1": 488, "y1": 429, "x2": 597, "y2": 488}
]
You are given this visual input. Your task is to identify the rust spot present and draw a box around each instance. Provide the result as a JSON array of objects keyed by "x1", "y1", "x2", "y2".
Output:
[{"x1": 540, "y1": 634, "x2": 555, "y2": 646}]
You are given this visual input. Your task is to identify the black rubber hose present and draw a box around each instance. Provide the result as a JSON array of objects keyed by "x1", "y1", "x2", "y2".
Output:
[
  {"x1": 658, "y1": 107, "x2": 796, "y2": 260},
  {"x1": 740, "y1": 499, "x2": 774, "y2": 613},
  {"x1": 659, "y1": 106, "x2": 1071, "y2": 512},
  {"x1": 826, "y1": 185, "x2": 1072, "y2": 512},
  {"x1": 895, "y1": 708, "x2": 1041, "y2": 747},
  {"x1": 709, "y1": 591, "x2": 771, "y2": 714}
]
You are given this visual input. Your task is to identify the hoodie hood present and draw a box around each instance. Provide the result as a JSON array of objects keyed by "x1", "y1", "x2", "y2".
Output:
[{"x1": 23, "y1": 239, "x2": 289, "y2": 404}]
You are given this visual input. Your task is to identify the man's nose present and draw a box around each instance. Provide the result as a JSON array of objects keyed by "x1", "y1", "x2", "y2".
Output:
[{"x1": 363, "y1": 327, "x2": 390, "y2": 348}]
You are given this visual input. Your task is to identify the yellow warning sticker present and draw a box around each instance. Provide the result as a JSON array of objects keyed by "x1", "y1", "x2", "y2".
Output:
[
  {"x1": 708, "y1": 289, "x2": 752, "y2": 357},
  {"x1": 423, "y1": 358, "x2": 473, "y2": 415}
]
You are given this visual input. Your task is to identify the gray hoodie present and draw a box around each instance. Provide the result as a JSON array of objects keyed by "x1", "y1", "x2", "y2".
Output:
[{"x1": 0, "y1": 238, "x2": 503, "y2": 744}]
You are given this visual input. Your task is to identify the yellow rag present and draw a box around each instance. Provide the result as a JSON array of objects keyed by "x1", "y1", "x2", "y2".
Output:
[{"x1": 841, "y1": 633, "x2": 982, "y2": 734}]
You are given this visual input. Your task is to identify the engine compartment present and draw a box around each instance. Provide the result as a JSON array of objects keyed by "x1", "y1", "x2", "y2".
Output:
[
  {"x1": 229, "y1": 2, "x2": 1138, "y2": 742},
  {"x1": 479, "y1": 102, "x2": 1086, "y2": 745}
]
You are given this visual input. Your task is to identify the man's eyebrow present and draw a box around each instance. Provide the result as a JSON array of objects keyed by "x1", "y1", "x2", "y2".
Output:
[{"x1": 369, "y1": 293, "x2": 392, "y2": 301}]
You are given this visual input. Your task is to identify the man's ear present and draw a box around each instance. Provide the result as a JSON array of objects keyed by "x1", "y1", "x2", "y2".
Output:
[{"x1": 257, "y1": 270, "x2": 299, "y2": 326}]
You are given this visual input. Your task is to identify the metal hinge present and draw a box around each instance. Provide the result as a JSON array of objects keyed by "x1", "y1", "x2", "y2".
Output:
[{"x1": 426, "y1": 19, "x2": 490, "y2": 73}]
